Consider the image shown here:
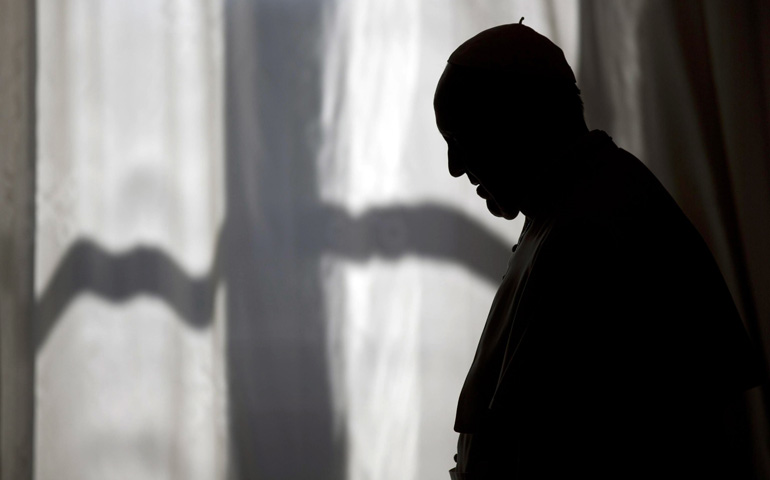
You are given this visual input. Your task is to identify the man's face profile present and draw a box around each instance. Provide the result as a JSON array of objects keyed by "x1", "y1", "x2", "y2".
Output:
[
  {"x1": 438, "y1": 122, "x2": 522, "y2": 220},
  {"x1": 434, "y1": 68, "x2": 527, "y2": 221}
]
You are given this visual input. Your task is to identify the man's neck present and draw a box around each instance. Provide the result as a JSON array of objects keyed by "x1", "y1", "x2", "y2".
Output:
[{"x1": 518, "y1": 128, "x2": 596, "y2": 219}]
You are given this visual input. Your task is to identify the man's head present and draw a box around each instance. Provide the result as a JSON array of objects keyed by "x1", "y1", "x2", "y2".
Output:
[{"x1": 434, "y1": 22, "x2": 586, "y2": 219}]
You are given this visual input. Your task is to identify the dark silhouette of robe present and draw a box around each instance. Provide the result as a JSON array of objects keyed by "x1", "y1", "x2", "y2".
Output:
[{"x1": 451, "y1": 131, "x2": 764, "y2": 479}]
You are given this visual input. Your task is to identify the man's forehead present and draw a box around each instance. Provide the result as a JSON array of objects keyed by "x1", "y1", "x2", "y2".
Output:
[
  {"x1": 435, "y1": 111, "x2": 507, "y2": 144},
  {"x1": 434, "y1": 65, "x2": 515, "y2": 136}
]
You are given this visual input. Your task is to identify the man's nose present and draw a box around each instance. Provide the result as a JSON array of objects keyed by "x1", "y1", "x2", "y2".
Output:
[{"x1": 448, "y1": 148, "x2": 466, "y2": 177}]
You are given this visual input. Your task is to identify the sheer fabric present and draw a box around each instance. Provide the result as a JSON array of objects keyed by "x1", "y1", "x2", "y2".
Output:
[{"x1": 0, "y1": 0, "x2": 766, "y2": 479}]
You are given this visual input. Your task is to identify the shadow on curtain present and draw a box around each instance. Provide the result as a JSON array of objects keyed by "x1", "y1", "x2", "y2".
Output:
[{"x1": 34, "y1": 1, "x2": 513, "y2": 479}]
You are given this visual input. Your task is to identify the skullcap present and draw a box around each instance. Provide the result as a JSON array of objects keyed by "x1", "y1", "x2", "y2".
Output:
[{"x1": 448, "y1": 21, "x2": 576, "y2": 84}]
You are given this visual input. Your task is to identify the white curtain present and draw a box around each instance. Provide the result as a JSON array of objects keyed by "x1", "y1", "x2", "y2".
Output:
[
  {"x1": 317, "y1": 2, "x2": 577, "y2": 478},
  {"x1": 35, "y1": 1, "x2": 228, "y2": 479},
  {"x1": 31, "y1": 0, "x2": 578, "y2": 478}
]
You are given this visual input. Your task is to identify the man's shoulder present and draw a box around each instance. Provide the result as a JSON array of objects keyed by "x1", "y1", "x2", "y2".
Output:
[
  {"x1": 531, "y1": 144, "x2": 709, "y2": 289},
  {"x1": 556, "y1": 145, "x2": 684, "y2": 239}
]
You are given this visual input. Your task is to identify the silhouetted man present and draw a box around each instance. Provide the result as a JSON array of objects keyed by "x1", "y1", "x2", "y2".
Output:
[{"x1": 434, "y1": 22, "x2": 764, "y2": 479}]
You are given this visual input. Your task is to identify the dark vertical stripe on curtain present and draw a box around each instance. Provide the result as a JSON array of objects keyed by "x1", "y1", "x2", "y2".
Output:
[
  {"x1": 0, "y1": 0, "x2": 36, "y2": 479},
  {"x1": 670, "y1": 0, "x2": 764, "y2": 373}
]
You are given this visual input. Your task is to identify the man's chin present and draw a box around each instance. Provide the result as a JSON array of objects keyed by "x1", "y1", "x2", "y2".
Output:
[{"x1": 486, "y1": 199, "x2": 519, "y2": 220}]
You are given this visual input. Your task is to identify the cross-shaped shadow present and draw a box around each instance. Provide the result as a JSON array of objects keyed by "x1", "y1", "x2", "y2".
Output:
[{"x1": 35, "y1": 2, "x2": 512, "y2": 479}]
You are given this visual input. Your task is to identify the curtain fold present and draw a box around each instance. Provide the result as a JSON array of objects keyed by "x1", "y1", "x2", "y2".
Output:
[{"x1": 34, "y1": 1, "x2": 228, "y2": 479}]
